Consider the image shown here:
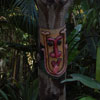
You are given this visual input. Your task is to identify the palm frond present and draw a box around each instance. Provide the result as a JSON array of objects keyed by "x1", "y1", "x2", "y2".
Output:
[
  {"x1": 14, "y1": 0, "x2": 38, "y2": 22},
  {"x1": 13, "y1": 0, "x2": 38, "y2": 34}
]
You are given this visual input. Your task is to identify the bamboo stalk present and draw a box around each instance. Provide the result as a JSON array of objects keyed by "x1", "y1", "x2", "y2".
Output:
[
  {"x1": 13, "y1": 51, "x2": 17, "y2": 83},
  {"x1": 96, "y1": 45, "x2": 100, "y2": 82}
]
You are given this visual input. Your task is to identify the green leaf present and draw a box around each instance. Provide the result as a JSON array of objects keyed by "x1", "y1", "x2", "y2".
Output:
[
  {"x1": 90, "y1": 0, "x2": 94, "y2": 4},
  {"x1": 0, "y1": 89, "x2": 9, "y2": 100},
  {"x1": 61, "y1": 74, "x2": 100, "y2": 90},
  {"x1": 75, "y1": 24, "x2": 82, "y2": 33},
  {"x1": 81, "y1": 0, "x2": 89, "y2": 11},
  {"x1": 61, "y1": 79, "x2": 77, "y2": 83},
  {"x1": 0, "y1": 97, "x2": 3, "y2": 99},
  {"x1": 13, "y1": 0, "x2": 38, "y2": 34},
  {"x1": 96, "y1": 45, "x2": 100, "y2": 82},
  {"x1": 5, "y1": 84, "x2": 17, "y2": 100},
  {"x1": 79, "y1": 96, "x2": 96, "y2": 100},
  {"x1": 33, "y1": 79, "x2": 39, "y2": 100}
]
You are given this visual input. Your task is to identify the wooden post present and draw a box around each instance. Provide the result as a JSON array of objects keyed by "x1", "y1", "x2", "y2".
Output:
[{"x1": 37, "y1": 0, "x2": 73, "y2": 100}]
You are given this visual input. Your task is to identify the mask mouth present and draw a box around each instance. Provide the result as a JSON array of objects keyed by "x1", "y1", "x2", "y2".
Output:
[{"x1": 51, "y1": 58, "x2": 62, "y2": 74}]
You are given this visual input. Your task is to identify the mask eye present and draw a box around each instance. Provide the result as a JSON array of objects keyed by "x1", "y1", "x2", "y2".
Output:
[
  {"x1": 47, "y1": 41, "x2": 53, "y2": 46},
  {"x1": 57, "y1": 40, "x2": 61, "y2": 45}
]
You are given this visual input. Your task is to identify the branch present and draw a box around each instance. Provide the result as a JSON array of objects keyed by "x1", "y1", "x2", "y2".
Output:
[
  {"x1": 4, "y1": 42, "x2": 36, "y2": 52},
  {"x1": 34, "y1": 0, "x2": 38, "y2": 5}
]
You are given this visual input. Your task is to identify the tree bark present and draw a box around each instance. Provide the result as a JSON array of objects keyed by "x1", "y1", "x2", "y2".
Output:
[{"x1": 37, "y1": 0, "x2": 73, "y2": 100}]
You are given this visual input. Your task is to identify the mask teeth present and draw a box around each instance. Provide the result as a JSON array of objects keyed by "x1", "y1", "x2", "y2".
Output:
[{"x1": 53, "y1": 65, "x2": 59, "y2": 74}]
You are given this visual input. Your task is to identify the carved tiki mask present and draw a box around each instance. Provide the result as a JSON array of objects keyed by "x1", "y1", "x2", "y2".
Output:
[{"x1": 40, "y1": 27, "x2": 67, "y2": 77}]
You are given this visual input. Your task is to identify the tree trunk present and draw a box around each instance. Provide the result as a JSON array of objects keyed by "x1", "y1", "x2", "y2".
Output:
[{"x1": 37, "y1": 0, "x2": 73, "y2": 100}]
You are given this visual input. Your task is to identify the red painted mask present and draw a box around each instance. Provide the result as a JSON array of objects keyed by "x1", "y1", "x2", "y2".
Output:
[{"x1": 40, "y1": 27, "x2": 67, "y2": 77}]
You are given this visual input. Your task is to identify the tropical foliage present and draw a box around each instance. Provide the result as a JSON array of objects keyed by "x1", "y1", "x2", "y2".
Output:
[{"x1": 0, "y1": 0, "x2": 100, "y2": 100}]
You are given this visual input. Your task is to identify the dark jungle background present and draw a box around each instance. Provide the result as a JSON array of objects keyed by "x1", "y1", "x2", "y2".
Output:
[{"x1": 0, "y1": 0, "x2": 100, "y2": 100}]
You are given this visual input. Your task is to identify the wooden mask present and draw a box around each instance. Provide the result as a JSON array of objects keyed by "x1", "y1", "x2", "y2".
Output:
[{"x1": 40, "y1": 27, "x2": 67, "y2": 77}]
